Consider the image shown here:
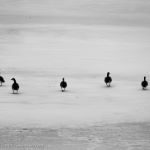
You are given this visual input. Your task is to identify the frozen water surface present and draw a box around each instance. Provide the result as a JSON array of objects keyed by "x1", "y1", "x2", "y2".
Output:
[{"x1": 0, "y1": 24, "x2": 149, "y2": 150}]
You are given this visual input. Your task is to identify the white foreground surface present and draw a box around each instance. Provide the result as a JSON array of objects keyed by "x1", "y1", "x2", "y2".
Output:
[{"x1": 0, "y1": 24, "x2": 150, "y2": 149}]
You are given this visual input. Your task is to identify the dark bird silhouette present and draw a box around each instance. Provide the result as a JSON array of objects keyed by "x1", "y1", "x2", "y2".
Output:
[
  {"x1": 0, "y1": 75, "x2": 5, "y2": 86},
  {"x1": 104, "y1": 72, "x2": 112, "y2": 87},
  {"x1": 11, "y1": 78, "x2": 19, "y2": 94},
  {"x1": 60, "y1": 78, "x2": 67, "y2": 92},
  {"x1": 141, "y1": 76, "x2": 148, "y2": 90}
]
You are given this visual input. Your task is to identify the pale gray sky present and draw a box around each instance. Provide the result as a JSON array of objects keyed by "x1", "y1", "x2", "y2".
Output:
[{"x1": 0, "y1": 0, "x2": 150, "y2": 26}]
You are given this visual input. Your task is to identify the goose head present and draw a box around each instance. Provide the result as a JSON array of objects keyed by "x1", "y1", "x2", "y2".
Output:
[
  {"x1": 107, "y1": 72, "x2": 110, "y2": 76},
  {"x1": 11, "y1": 78, "x2": 16, "y2": 82},
  {"x1": 144, "y1": 76, "x2": 146, "y2": 81}
]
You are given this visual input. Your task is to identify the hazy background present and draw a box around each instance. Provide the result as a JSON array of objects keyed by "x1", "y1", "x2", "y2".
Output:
[{"x1": 0, "y1": 0, "x2": 150, "y2": 26}]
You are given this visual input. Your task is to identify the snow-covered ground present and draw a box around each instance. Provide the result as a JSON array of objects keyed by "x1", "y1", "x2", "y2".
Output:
[
  {"x1": 0, "y1": 24, "x2": 150, "y2": 126},
  {"x1": 0, "y1": 24, "x2": 150, "y2": 149}
]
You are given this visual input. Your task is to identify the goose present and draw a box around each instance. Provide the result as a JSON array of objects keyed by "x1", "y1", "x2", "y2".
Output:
[
  {"x1": 0, "y1": 75, "x2": 5, "y2": 86},
  {"x1": 60, "y1": 78, "x2": 67, "y2": 92},
  {"x1": 104, "y1": 72, "x2": 112, "y2": 87},
  {"x1": 11, "y1": 78, "x2": 19, "y2": 93},
  {"x1": 141, "y1": 76, "x2": 148, "y2": 90}
]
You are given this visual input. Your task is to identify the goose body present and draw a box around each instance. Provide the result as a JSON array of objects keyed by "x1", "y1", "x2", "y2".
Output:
[
  {"x1": 0, "y1": 76, "x2": 5, "y2": 86},
  {"x1": 104, "y1": 72, "x2": 112, "y2": 87},
  {"x1": 11, "y1": 78, "x2": 19, "y2": 93},
  {"x1": 141, "y1": 76, "x2": 148, "y2": 90},
  {"x1": 60, "y1": 78, "x2": 67, "y2": 92}
]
